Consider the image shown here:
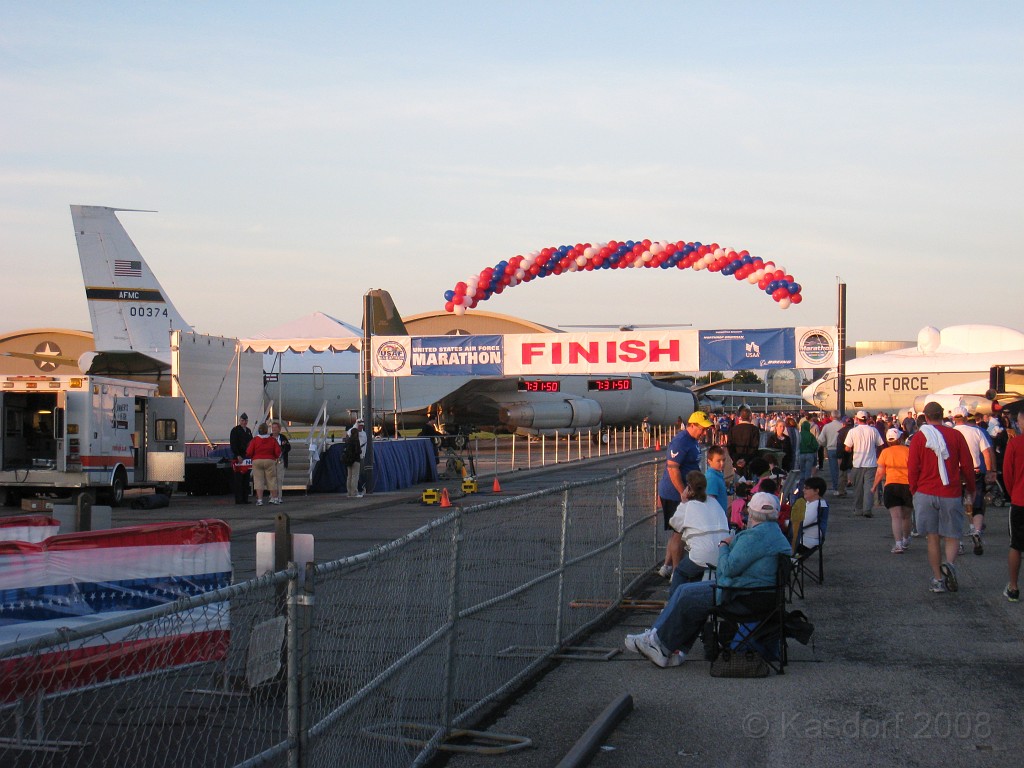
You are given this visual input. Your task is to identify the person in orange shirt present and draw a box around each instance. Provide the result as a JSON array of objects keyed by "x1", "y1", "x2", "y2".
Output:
[{"x1": 873, "y1": 428, "x2": 912, "y2": 553}]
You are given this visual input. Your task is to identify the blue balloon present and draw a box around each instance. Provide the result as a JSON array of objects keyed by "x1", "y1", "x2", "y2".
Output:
[
  {"x1": 444, "y1": 290, "x2": 455, "y2": 302},
  {"x1": 790, "y1": 282, "x2": 801, "y2": 294}
]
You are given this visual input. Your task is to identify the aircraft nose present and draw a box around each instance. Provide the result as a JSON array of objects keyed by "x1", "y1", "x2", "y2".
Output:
[{"x1": 802, "y1": 379, "x2": 824, "y2": 406}]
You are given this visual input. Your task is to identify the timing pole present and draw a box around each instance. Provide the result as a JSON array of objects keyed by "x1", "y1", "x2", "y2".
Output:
[
  {"x1": 837, "y1": 281, "x2": 847, "y2": 416},
  {"x1": 361, "y1": 291, "x2": 375, "y2": 495}
]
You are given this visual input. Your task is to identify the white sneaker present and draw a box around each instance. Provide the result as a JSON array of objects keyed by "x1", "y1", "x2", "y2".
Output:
[
  {"x1": 657, "y1": 564, "x2": 673, "y2": 579},
  {"x1": 634, "y1": 630, "x2": 683, "y2": 668},
  {"x1": 624, "y1": 628, "x2": 654, "y2": 654},
  {"x1": 255, "y1": 499, "x2": 263, "y2": 506},
  {"x1": 356, "y1": 492, "x2": 364, "y2": 498},
  {"x1": 269, "y1": 498, "x2": 282, "y2": 505},
  {"x1": 901, "y1": 537, "x2": 911, "y2": 550}
]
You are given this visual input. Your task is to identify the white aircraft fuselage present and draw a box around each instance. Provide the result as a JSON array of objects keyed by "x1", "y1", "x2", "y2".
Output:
[{"x1": 802, "y1": 325, "x2": 1024, "y2": 413}]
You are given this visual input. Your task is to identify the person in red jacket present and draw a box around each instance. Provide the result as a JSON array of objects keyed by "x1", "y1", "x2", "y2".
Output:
[
  {"x1": 246, "y1": 422, "x2": 282, "y2": 507},
  {"x1": 908, "y1": 401, "x2": 975, "y2": 594},
  {"x1": 1001, "y1": 399, "x2": 1024, "y2": 602}
]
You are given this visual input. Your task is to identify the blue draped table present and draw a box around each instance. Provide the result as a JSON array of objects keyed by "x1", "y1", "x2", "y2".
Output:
[{"x1": 311, "y1": 438, "x2": 438, "y2": 494}]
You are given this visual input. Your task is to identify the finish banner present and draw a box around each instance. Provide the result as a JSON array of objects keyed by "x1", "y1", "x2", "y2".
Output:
[{"x1": 372, "y1": 326, "x2": 837, "y2": 376}]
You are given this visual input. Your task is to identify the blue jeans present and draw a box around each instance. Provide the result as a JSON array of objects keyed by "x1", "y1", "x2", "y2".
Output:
[
  {"x1": 668, "y1": 556, "x2": 708, "y2": 598},
  {"x1": 826, "y1": 449, "x2": 840, "y2": 491},
  {"x1": 797, "y1": 452, "x2": 816, "y2": 482},
  {"x1": 653, "y1": 580, "x2": 715, "y2": 653}
]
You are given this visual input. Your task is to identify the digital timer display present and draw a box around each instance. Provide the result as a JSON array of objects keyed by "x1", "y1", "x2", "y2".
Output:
[
  {"x1": 587, "y1": 379, "x2": 633, "y2": 392},
  {"x1": 518, "y1": 379, "x2": 562, "y2": 393}
]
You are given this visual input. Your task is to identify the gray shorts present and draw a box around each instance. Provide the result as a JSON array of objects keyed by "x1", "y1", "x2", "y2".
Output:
[{"x1": 913, "y1": 493, "x2": 965, "y2": 539}]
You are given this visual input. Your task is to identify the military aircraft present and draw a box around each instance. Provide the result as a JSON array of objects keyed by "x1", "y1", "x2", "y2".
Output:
[
  {"x1": 72, "y1": 205, "x2": 712, "y2": 434},
  {"x1": 801, "y1": 324, "x2": 1024, "y2": 414}
]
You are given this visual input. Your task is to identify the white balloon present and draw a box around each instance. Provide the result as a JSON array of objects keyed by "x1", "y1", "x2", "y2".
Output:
[
  {"x1": 465, "y1": 284, "x2": 476, "y2": 297},
  {"x1": 515, "y1": 268, "x2": 526, "y2": 280},
  {"x1": 454, "y1": 304, "x2": 466, "y2": 315},
  {"x1": 779, "y1": 298, "x2": 792, "y2": 309},
  {"x1": 746, "y1": 272, "x2": 760, "y2": 284},
  {"x1": 583, "y1": 247, "x2": 596, "y2": 258},
  {"x1": 576, "y1": 255, "x2": 587, "y2": 267},
  {"x1": 650, "y1": 242, "x2": 664, "y2": 255}
]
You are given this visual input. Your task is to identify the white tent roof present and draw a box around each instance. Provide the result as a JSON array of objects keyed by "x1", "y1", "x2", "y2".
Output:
[{"x1": 240, "y1": 311, "x2": 363, "y2": 353}]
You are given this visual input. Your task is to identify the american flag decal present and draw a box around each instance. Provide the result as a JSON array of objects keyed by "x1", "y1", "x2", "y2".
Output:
[{"x1": 113, "y1": 259, "x2": 142, "y2": 277}]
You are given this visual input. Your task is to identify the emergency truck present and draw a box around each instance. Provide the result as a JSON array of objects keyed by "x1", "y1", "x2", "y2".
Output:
[{"x1": 0, "y1": 374, "x2": 184, "y2": 507}]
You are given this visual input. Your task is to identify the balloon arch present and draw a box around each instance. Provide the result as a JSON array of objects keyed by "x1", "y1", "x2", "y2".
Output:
[{"x1": 442, "y1": 239, "x2": 803, "y2": 315}]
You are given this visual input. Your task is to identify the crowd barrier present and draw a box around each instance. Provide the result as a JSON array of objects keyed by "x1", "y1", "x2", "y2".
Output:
[{"x1": 0, "y1": 461, "x2": 664, "y2": 767}]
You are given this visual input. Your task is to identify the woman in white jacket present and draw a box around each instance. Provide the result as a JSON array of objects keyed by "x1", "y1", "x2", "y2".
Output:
[{"x1": 667, "y1": 470, "x2": 730, "y2": 596}]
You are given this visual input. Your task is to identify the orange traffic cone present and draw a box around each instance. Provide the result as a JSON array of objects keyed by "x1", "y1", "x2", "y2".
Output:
[
  {"x1": 440, "y1": 488, "x2": 452, "y2": 508},
  {"x1": 654, "y1": 441, "x2": 661, "y2": 452},
  {"x1": 492, "y1": 476, "x2": 502, "y2": 493}
]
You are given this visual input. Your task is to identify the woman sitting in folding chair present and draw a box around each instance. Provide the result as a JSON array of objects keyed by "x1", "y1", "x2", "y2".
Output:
[
  {"x1": 625, "y1": 493, "x2": 792, "y2": 668},
  {"x1": 666, "y1": 471, "x2": 730, "y2": 596}
]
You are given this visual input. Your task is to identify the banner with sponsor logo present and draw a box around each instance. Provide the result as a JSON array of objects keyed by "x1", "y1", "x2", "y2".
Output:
[
  {"x1": 794, "y1": 326, "x2": 838, "y2": 368},
  {"x1": 699, "y1": 328, "x2": 794, "y2": 371},
  {"x1": 373, "y1": 326, "x2": 837, "y2": 376}
]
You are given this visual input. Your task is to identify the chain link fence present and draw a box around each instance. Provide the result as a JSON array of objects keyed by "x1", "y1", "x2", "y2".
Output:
[{"x1": 1, "y1": 460, "x2": 664, "y2": 767}]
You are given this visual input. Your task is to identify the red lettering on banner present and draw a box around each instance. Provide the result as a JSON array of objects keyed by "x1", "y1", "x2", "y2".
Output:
[
  {"x1": 606, "y1": 340, "x2": 618, "y2": 363},
  {"x1": 619, "y1": 339, "x2": 646, "y2": 362},
  {"x1": 569, "y1": 342, "x2": 599, "y2": 364},
  {"x1": 522, "y1": 343, "x2": 545, "y2": 364},
  {"x1": 649, "y1": 339, "x2": 679, "y2": 362}
]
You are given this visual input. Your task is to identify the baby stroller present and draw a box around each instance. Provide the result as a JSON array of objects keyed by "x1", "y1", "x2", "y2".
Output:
[{"x1": 985, "y1": 476, "x2": 1008, "y2": 508}]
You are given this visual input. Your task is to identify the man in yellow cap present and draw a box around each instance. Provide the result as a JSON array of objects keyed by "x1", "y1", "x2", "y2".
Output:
[{"x1": 657, "y1": 410, "x2": 714, "y2": 578}]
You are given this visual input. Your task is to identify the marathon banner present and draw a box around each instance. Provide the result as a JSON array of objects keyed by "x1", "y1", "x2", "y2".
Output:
[
  {"x1": 371, "y1": 335, "x2": 504, "y2": 376},
  {"x1": 0, "y1": 519, "x2": 231, "y2": 704},
  {"x1": 372, "y1": 326, "x2": 837, "y2": 376}
]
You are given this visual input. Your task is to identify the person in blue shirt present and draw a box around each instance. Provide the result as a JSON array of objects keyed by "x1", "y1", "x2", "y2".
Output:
[
  {"x1": 657, "y1": 411, "x2": 713, "y2": 578},
  {"x1": 705, "y1": 445, "x2": 729, "y2": 515}
]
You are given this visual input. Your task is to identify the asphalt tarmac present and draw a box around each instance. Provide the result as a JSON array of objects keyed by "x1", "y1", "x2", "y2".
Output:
[{"x1": 107, "y1": 457, "x2": 1024, "y2": 768}]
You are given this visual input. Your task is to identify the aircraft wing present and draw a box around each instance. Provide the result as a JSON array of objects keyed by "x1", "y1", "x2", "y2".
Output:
[{"x1": 702, "y1": 389, "x2": 806, "y2": 402}]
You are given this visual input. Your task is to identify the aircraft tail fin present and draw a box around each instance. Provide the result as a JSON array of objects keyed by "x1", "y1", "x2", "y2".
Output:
[
  {"x1": 72, "y1": 205, "x2": 191, "y2": 365},
  {"x1": 364, "y1": 289, "x2": 409, "y2": 336}
]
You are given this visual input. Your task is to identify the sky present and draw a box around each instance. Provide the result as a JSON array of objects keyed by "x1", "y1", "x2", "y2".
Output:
[{"x1": 2, "y1": 2, "x2": 1022, "y2": 348}]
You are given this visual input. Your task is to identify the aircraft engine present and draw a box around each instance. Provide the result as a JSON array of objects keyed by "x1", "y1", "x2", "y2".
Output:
[{"x1": 500, "y1": 398, "x2": 602, "y2": 430}]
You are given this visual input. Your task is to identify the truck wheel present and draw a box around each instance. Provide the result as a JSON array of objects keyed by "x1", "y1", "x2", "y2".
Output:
[
  {"x1": 106, "y1": 470, "x2": 127, "y2": 507},
  {"x1": 157, "y1": 483, "x2": 176, "y2": 498}
]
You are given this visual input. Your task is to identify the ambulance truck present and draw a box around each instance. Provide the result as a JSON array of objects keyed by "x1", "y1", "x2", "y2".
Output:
[{"x1": 0, "y1": 374, "x2": 184, "y2": 507}]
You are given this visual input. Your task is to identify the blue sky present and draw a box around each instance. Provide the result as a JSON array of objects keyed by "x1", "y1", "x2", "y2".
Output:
[{"x1": 2, "y1": 2, "x2": 1021, "y2": 345}]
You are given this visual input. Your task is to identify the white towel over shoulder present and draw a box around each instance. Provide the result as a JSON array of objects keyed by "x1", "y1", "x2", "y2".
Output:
[{"x1": 919, "y1": 425, "x2": 950, "y2": 486}]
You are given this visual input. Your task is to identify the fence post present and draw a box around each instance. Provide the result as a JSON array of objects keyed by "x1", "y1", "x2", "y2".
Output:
[
  {"x1": 299, "y1": 562, "x2": 315, "y2": 766},
  {"x1": 511, "y1": 433, "x2": 516, "y2": 472},
  {"x1": 553, "y1": 487, "x2": 571, "y2": 648},
  {"x1": 287, "y1": 567, "x2": 301, "y2": 768},
  {"x1": 616, "y1": 472, "x2": 626, "y2": 599},
  {"x1": 441, "y1": 511, "x2": 465, "y2": 735}
]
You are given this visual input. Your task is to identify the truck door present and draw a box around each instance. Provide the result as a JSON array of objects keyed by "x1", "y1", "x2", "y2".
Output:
[{"x1": 141, "y1": 397, "x2": 186, "y2": 484}]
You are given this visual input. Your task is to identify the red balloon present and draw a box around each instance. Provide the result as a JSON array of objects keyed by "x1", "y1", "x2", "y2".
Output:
[
  {"x1": 772, "y1": 287, "x2": 788, "y2": 301},
  {"x1": 791, "y1": 292, "x2": 803, "y2": 304},
  {"x1": 758, "y1": 277, "x2": 771, "y2": 290},
  {"x1": 784, "y1": 274, "x2": 794, "y2": 283},
  {"x1": 444, "y1": 301, "x2": 454, "y2": 312},
  {"x1": 773, "y1": 269, "x2": 785, "y2": 280}
]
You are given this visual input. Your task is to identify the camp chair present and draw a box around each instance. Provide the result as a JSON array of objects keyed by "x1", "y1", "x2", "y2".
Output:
[
  {"x1": 790, "y1": 501, "x2": 829, "y2": 600},
  {"x1": 708, "y1": 553, "x2": 792, "y2": 676}
]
